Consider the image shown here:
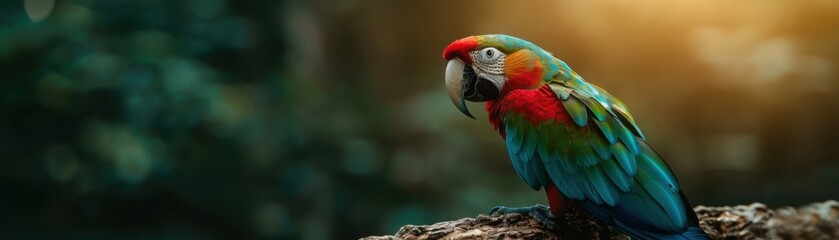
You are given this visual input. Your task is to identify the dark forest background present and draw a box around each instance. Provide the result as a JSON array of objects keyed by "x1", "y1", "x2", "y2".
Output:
[{"x1": 2, "y1": 0, "x2": 839, "y2": 239}]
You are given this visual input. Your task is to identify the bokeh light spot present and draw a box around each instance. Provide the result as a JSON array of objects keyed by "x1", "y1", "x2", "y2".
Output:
[
  {"x1": 254, "y1": 202, "x2": 290, "y2": 238},
  {"x1": 343, "y1": 139, "x2": 382, "y2": 176},
  {"x1": 24, "y1": 0, "x2": 54, "y2": 22},
  {"x1": 114, "y1": 141, "x2": 153, "y2": 184},
  {"x1": 44, "y1": 145, "x2": 79, "y2": 182}
]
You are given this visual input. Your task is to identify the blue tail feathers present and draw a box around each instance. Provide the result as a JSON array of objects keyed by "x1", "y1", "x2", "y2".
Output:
[
  {"x1": 623, "y1": 226, "x2": 710, "y2": 240},
  {"x1": 678, "y1": 227, "x2": 711, "y2": 240}
]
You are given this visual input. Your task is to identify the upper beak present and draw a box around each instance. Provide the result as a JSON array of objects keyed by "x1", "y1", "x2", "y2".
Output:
[{"x1": 445, "y1": 59, "x2": 475, "y2": 119}]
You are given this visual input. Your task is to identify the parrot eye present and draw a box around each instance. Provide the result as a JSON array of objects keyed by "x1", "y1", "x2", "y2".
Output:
[{"x1": 480, "y1": 48, "x2": 501, "y2": 62}]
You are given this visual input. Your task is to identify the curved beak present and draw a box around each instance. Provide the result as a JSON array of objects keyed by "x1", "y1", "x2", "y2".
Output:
[
  {"x1": 445, "y1": 58, "x2": 504, "y2": 119},
  {"x1": 445, "y1": 59, "x2": 475, "y2": 119}
]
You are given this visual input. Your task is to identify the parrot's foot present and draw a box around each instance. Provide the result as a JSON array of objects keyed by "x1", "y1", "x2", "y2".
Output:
[{"x1": 490, "y1": 204, "x2": 558, "y2": 229}]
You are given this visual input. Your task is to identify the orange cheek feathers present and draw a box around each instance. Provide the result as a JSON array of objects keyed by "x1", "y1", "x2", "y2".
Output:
[{"x1": 503, "y1": 50, "x2": 544, "y2": 94}]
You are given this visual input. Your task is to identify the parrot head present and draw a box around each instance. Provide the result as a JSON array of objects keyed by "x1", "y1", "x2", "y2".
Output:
[{"x1": 443, "y1": 34, "x2": 560, "y2": 118}]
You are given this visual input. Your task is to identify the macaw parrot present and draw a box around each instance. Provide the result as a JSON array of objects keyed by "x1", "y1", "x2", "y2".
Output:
[{"x1": 442, "y1": 34, "x2": 709, "y2": 240}]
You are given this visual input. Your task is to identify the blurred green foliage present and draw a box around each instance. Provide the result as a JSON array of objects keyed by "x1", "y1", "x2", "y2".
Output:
[{"x1": 2, "y1": 0, "x2": 839, "y2": 239}]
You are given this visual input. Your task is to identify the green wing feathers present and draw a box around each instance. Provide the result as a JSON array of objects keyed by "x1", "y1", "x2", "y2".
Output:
[{"x1": 503, "y1": 80, "x2": 689, "y2": 232}]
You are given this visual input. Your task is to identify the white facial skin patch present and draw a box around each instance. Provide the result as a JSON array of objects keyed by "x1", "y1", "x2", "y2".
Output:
[{"x1": 469, "y1": 48, "x2": 507, "y2": 91}]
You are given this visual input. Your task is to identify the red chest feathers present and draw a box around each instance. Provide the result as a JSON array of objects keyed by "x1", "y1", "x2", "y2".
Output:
[{"x1": 485, "y1": 85, "x2": 574, "y2": 138}]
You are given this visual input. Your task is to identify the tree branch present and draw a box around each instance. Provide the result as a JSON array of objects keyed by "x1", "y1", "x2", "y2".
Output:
[{"x1": 362, "y1": 201, "x2": 839, "y2": 240}]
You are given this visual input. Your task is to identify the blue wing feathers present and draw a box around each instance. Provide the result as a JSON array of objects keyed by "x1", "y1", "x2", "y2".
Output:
[
  {"x1": 636, "y1": 168, "x2": 686, "y2": 229},
  {"x1": 530, "y1": 152, "x2": 551, "y2": 187},
  {"x1": 612, "y1": 143, "x2": 637, "y2": 175},
  {"x1": 523, "y1": 127, "x2": 538, "y2": 162},
  {"x1": 590, "y1": 135, "x2": 612, "y2": 160},
  {"x1": 616, "y1": 122, "x2": 640, "y2": 154},
  {"x1": 588, "y1": 166, "x2": 619, "y2": 206},
  {"x1": 638, "y1": 142, "x2": 680, "y2": 189},
  {"x1": 578, "y1": 144, "x2": 600, "y2": 168},
  {"x1": 575, "y1": 169, "x2": 601, "y2": 204},
  {"x1": 500, "y1": 80, "x2": 706, "y2": 238},
  {"x1": 601, "y1": 160, "x2": 632, "y2": 192},
  {"x1": 593, "y1": 119, "x2": 618, "y2": 144},
  {"x1": 506, "y1": 121, "x2": 538, "y2": 190}
]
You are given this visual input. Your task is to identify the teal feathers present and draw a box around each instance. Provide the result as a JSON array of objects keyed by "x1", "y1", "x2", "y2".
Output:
[{"x1": 501, "y1": 78, "x2": 694, "y2": 237}]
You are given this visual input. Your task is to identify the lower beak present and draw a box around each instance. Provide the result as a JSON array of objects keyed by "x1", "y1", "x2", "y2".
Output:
[{"x1": 445, "y1": 59, "x2": 475, "y2": 119}]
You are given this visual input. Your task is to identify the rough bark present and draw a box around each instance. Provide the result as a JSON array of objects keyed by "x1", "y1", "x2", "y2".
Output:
[{"x1": 362, "y1": 200, "x2": 839, "y2": 240}]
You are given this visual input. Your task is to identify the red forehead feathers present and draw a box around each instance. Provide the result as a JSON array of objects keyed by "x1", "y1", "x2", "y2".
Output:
[{"x1": 442, "y1": 36, "x2": 479, "y2": 64}]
